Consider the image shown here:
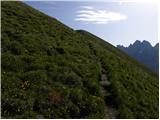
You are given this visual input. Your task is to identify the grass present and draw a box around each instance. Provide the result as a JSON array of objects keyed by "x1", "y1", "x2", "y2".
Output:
[{"x1": 1, "y1": 1, "x2": 159, "y2": 119}]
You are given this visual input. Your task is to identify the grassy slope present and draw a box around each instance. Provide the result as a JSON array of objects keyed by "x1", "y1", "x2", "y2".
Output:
[
  {"x1": 77, "y1": 30, "x2": 158, "y2": 78},
  {"x1": 1, "y1": 1, "x2": 159, "y2": 119},
  {"x1": 76, "y1": 30, "x2": 159, "y2": 118}
]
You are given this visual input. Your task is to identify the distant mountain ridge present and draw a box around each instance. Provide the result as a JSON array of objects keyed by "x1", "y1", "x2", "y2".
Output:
[{"x1": 117, "y1": 40, "x2": 159, "y2": 73}]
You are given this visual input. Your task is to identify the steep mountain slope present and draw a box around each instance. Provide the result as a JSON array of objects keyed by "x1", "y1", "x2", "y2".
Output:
[
  {"x1": 1, "y1": 1, "x2": 159, "y2": 119},
  {"x1": 117, "y1": 40, "x2": 159, "y2": 73}
]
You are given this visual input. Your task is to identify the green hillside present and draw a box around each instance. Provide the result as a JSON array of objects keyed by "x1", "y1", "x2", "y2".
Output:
[{"x1": 1, "y1": 1, "x2": 159, "y2": 119}]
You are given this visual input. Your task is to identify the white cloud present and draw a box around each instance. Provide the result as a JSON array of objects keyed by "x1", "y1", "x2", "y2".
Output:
[
  {"x1": 80, "y1": 6, "x2": 94, "y2": 9},
  {"x1": 75, "y1": 6, "x2": 127, "y2": 24}
]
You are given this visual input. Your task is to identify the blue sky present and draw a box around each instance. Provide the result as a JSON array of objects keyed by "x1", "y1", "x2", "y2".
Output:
[{"x1": 24, "y1": 0, "x2": 158, "y2": 46}]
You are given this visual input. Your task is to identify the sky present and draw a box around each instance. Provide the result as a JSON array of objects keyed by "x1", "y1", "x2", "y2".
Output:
[{"x1": 24, "y1": 0, "x2": 158, "y2": 47}]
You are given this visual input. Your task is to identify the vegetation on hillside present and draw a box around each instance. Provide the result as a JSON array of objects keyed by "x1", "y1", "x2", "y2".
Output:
[
  {"x1": 77, "y1": 30, "x2": 159, "y2": 118},
  {"x1": 1, "y1": 1, "x2": 159, "y2": 119}
]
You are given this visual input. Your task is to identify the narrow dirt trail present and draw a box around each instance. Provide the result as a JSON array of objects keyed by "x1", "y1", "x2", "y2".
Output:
[
  {"x1": 100, "y1": 65, "x2": 118, "y2": 119},
  {"x1": 87, "y1": 42, "x2": 118, "y2": 118}
]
